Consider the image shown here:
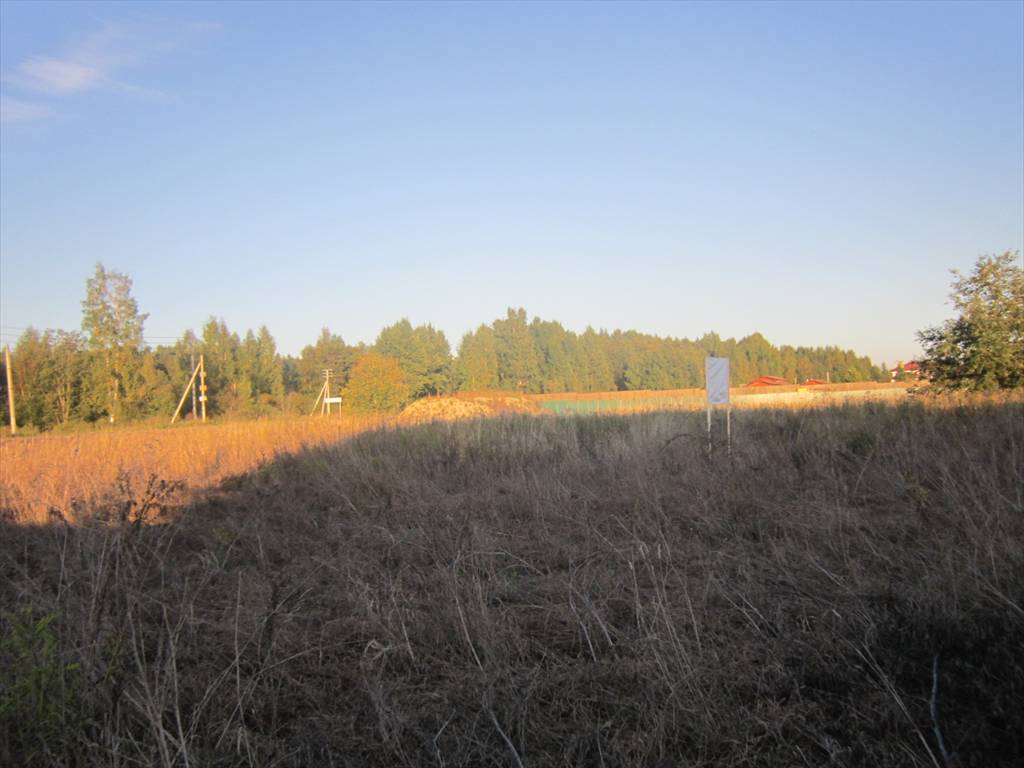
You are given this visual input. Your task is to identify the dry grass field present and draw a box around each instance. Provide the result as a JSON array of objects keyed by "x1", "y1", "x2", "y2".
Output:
[
  {"x1": 0, "y1": 384, "x2": 921, "y2": 527},
  {"x1": 0, "y1": 415, "x2": 384, "y2": 525},
  {"x1": 1, "y1": 395, "x2": 1023, "y2": 767}
]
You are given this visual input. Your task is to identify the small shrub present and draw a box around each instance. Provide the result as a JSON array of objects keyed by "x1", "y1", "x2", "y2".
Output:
[{"x1": 0, "y1": 609, "x2": 87, "y2": 768}]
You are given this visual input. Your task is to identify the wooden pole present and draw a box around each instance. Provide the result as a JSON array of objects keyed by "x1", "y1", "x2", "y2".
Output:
[
  {"x1": 706, "y1": 403, "x2": 712, "y2": 458},
  {"x1": 190, "y1": 351, "x2": 197, "y2": 421},
  {"x1": 4, "y1": 344, "x2": 17, "y2": 436},
  {"x1": 726, "y1": 404, "x2": 732, "y2": 457},
  {"x1": 199, "y1": 355, "x2": 207, "y2": 422},
  {"x1": 309, "y1": 379, "x2": 327, "y2": 416},
  {"x1": 171, "y1": 358, "x2": 203, "y2": 424}
]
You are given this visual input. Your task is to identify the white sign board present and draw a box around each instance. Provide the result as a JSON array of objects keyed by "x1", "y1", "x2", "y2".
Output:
[{"x1": 705, "y1": 357, "x2": 730, "y2": 405}]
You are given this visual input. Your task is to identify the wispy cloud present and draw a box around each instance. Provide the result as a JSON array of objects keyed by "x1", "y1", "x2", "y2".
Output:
[
  {"x1": 1, "y1": 19, "x2": 217, "y2": 117},
  {"x1": 0, "y1": 96, "x2": 54, "y2": 123},
  {"x1": 9, "y1": 57, "x2": 104, "y2": 94}
]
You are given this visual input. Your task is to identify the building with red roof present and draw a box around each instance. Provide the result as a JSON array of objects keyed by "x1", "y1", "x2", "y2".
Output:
[{"x1": 745, "y1": 375, "x2": 790, "y2": 387}]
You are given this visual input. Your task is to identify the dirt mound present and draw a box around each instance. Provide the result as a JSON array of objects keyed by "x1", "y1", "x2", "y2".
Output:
[
  {"x1": 399, "y1": 392, "x2": 542, "y2": 424},
  {"x1": 399, "y1": 397, "x2": 493, "y2": 423}
]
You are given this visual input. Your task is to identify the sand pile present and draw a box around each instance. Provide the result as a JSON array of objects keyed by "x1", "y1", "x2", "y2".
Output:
[{"x1": 398, "y1": 393, "x2": 542, "y2": 424}]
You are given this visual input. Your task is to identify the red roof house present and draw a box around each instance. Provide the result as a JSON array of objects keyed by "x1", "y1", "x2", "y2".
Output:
[{"x1": 745, "y1": 375, "x2": 790, "y2": 387}]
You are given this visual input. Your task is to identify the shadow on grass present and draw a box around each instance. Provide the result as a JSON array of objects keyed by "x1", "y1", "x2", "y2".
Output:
[{"x1": 2, "y1": 401, "x2": 1023, "y2": 767}]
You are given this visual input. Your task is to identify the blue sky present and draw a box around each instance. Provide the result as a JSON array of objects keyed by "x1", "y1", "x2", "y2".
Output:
[{"x1": 1, "y1": 0, "x2": 1021, "y2": 366}]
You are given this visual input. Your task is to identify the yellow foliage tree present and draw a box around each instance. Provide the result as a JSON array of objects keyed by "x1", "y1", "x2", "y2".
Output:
[{"x1": 341, "y1": 352, "x2": 412, "y2": 413}]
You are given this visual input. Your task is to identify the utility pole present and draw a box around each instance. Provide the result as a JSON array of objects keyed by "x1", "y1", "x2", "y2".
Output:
[
  {"x1": 321, "y1": 369, "x2": 331, "y2": 415},
  {"x1": 199, "y1": 354, "x2": 207, "y2": 422},
  {"x1": 309, "y1": 379, "x2": 326, "y2": 415},
  {"x1": 310, "y1": 369, "x2": 334, "y2": 415},
  {"x1": 190, "y1": 350, "x2": 197, "y2": 421},
  {"x1": 171, "y1": 357, "x2": 203, "y2": 424},
  {"x1": 4, "y1": 344, "x2": 16, "y2": 436}
]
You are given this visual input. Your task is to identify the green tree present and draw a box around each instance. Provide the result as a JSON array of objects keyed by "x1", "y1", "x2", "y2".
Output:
[
  {"x1": 918, "y1": 252, "x2": 1024, "y2": 390},
  {"x1": 7, "y1": 329, "x2": 87, "y2": 429},
  {"x1": 254, "y1": 326, "x2": 284, "y2": 404},
  {"x1": 455, "y1": 325, "x2": 499, "y2": 391},
  {"x1": 530, "y1": 319, "x2": 575, "y2": 393},
  {"x1": 734, "y1": 333, "x2": 775, "y2": 386},
  {"x1": 341, "y1": 352, "x2": 412, "y2": 413},
  {"x1": 80, "y1": 264, "x2": 147, "y2": 423},
  {"x1": 493, "y1": 308, "x2": 541, "y2": 392},
  {"x1": 235, "y1": 325, "x2": 285, "y2": 414},
  {"x1": 622, "y1": 342, "x2": 696, "y2": 391},
  {"x1": 623, "y1": 348, "x2": 673, "y2": 391},
  {"x1": 236, "y1": 330, "x2": 259, "y2": 414},
  {"x1": 200, "y1": 318, "x2": 241, "y2": 415},
  {"x1": 46, "y1": 331, "x2": 86, "y2": 426},
  {"x1": 10, "y1": 329, "x2": 52, "y2": 430},
  {"x1": 130, "y1": 351, "x2": 176, "y2": 418},
  {"x1": 375, "y1": 319, "x2": 451, "y2": 399},
  {"x1": 576, "y1": 327, "x2": 615, "y2": 392}
]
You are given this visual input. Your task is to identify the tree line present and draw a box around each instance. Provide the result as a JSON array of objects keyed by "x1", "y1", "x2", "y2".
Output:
[{"x1": 2, "y1": 263, "x2": 888, "y2": 431}]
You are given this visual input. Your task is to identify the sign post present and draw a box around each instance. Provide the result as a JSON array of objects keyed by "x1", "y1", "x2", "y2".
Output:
[{"x1": 705, "y1": 357, "x2": 731, "y2": 456}]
